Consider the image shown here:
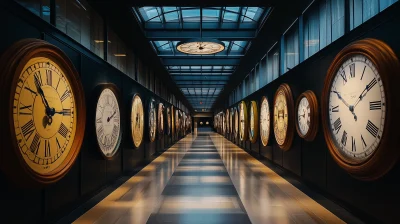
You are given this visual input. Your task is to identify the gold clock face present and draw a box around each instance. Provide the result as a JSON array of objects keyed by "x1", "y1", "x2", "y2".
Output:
[
  {"x1": 13, "y1": 56, "x2": 78, "y2": 174},
  {"x1": 274, "y1": 89, "x2": 288, "y2": 146},
  {"x1": 131, "y1": 95, "x2": 144, "y2": 148},
  {"x1": 249, "y1": 101, "x2": 259, "y2": 143},
  {"x1": 226, "y1": 109, "x2": 230, "y2": 134},
  {"x1": 158, "y1": 103, "x2": 164, "y2": 136},
  {"x1": 148, "y1": 99, "x2": 156, "y2": 142},
  {"x1": 239, "y1": 101, "x2": 248, "y2": 141},
  {"x1": 175, "y1": 110, "x2": 179, "y2": 134},
  {"x1": 167, "y1": 107, "x2": 171, "y2": 135},
  {"x1": 234, "y1": 109, "x2": 239, "y2": 136},
  {"x1": 177, "y1": 41, "x2": 225, "y2": 55},
  {"x1": 260, "y1": 97, "x2": 271, "y2": 146}
]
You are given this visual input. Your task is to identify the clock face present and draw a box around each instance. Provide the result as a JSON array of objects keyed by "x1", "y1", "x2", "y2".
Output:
[
  {"x1": 234, "y1": 109, "x2": 239, "y2": 136},
  {"x1": 239, "y1": 101, "x2": 248, "y2": 141},
  {"x1": 226, "y1": 109, "x2": 230, "y2": 134},
  {"x1": 297, "y1": 96, "x2": 311, "y2": 136},
  {"x1": 158, "y1": 103, "x2": 164, "y2": 136},
  {"x1": 148, "y1": 100, "x2": 156, "y2": 142},
  {"x1": 176, "y1": 41, "x2": 225, "y2": 55},
  {"x1": 250, "y1": 105, "x2": 255, "y2": 138},
  {"x1": 249, "y1": 101, "x2": 259, "y2": 143},
  {"x1": 175, "y1": 110, "x2": 179, "y2": 134},
  {"x1": 222, "y1": 113, "x2": 226, "y2": 134},
  {"x1": 274, "y1": 90, "x2": 288, "y2": 145},
  {"x1": 95, "y1": 88, "x2": 121, "y2": 158},
  {"x1": 260, "y1": 97, "x2": 270, "y2": 146},
  {"x1": 230, "y1": 109, "x2": 234, "y2": 133},
  {"x1": 13, "y1": 56, "x2": 79, "y2": 174},
  {"x1": 328, "y1": 54, "x2": 386, "y2": 163},
  {"x1": 167, "y1": 107, "x2": 171, "y2": 135},
  {"x1": 131, "y1": 95, "x2": 144, "y2": 148}
]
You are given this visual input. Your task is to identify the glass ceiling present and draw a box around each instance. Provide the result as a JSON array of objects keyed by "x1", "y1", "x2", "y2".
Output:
[{"x1": 133, "y1": 6, "x2": 271, "y2": 111}]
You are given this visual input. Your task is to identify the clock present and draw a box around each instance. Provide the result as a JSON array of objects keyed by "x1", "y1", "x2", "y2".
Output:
[
  {"x1": 295, "y1": 91, "x2": 318, "y2": 141},
  {"x1": 166, "y1": 107, "x2": 171, "y2": 136},
  {"x1": 95, "y1": 86, "x2": 122, "y2": 159},
  {"x1": 234, "y1": 108, "x2": 239, "y2": 140},
  {"x1": 148, "y1": 99, "x2": 156, "y2": 143},
  {"x1": 239, "y1": 101, "x2": 248, "y2": 141},
  {"x1": 322, "y1": 38, "x2": 400, "y2": 180},
  {"x1": 226, "y1": 109, "x2": 230, "y2": 134},
  {"x1": 222, "y1": 112, "x2": 226, "y2": 135},
  {"x1": 0, "y1": 39, "x2": 86, "y2": 185},
  {"x1": 158, "y1": 103, "x2": 164, "y2": 138},
  {"x1": 175, "y1": 109, "x2": 179, "y2": 136},
  {"x1": 260, "y1": 96, "x2": 271, "y2": 147},
  {"x1": 249, "y1": 101, "x2": 259, "y2": 144},
  {"x1": 230, "y1": 108, "x2": 234, "y2": 134},
  {"x1": 130, "y1": 94, "x2": 144, "y2": 148},
  {"x1": 273, "y1": 83, "x2": 295, "y2": 151},
  {"x1": 171, "y1": 106, "x2": 175, "y2": 137}
]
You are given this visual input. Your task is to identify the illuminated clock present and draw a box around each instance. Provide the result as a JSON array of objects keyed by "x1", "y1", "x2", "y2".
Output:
[
  {"x1": 166, "y1": 107, "x2": 171, "y2": 136},
  {"x1": 322, "y1": 39, "x2": 400, "y2": 180},
  {"x1": 226, "y1": 109, "x2": 230, "y2": 134},
  {"x1": 230, "y1": 108, "x2": 234, "y2": 134},
  {"x1": 0, "y1": 39, "x2": 86, "y2": 185},
  {"x1": 175, "y1": 109, "x2": 179, "y2": 136},
  {"x1": 239, "y1": 101, "x2": 248, "y2": 141},
  {"x1": 273, "y1": 83, "x2": 294, "y2": 151},
  {"x1": 130, "y1": 94, "x2": 144, "y2": 148},
  {"x1": 249, "y1": 101, "x2": 259, "y2": 144},
  {"x1": 234, "y1": 108, "x2": 239, "y2": 140},
  {"x1": 222, "y1": 112, "x2": 226, "y2": 135},
  {"x1": 158, "y1": 103, "x2": 164, "y2": 138},
  {"x1": 260, "y1": 96, "x2": 271, "y2": 146},
  {"x1": 95, "y1": 86, "x2": 122, "y2": 158},
  {"x1": 148, "y1": 99, "x2": 156, "y2": 143},
  {"x1": 295, "y1": 91, "x2": 318, "y2": 141},
  {"x1": 176, "y1": 39, "x2": 225, "y2": 55}
]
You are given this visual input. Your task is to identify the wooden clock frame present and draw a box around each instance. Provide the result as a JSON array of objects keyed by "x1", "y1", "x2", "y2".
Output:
[
  {"x1": 321, "y1": 38, "x2": 400, "y2": 180},
  {"x1": 130, "y1": 93, "x2": 144, "y2": 148},
  {"x1": 260, "y1": 96, "x2": 271, "y2": 147},
  {"x1": 0, "y1": 39, "x2": 86, "y2": 186},
  {"x1": 295, "y1": 90, "x2": 319, "y2": 142},
  {"x1": 249, "y1": 101, "x2": 259, "y2": 144},
  {"x1": 273, "y1": 83, "x2": 295, "y2": 151},
  {"x1": 239, "y1": 101, "x2": 248, "y2": 141}
]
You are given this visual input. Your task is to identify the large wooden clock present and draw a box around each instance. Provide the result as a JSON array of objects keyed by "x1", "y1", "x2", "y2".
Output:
[
  {"x1": 158, "y1": 103, "x2": 164, "y2": 138},
  {"x1": 226, "y1": 109, "x2": 230, "y2": 134},
  {"x1": 249, "y1": 101, "x2": 259, "y2": 144},
  {"x1": 166, "y1": 106, "x2": 171, "y2": 136},
  {"x1": 171, "y1": 106, "x2": 175, "y2": 137},
  {"x1": 322, "y1": 38, "x2": 400, "y2": 180},
  {"x1": 273, "y1": 83, "x2": 295, "y2": 151},
  {"x1": 95, "y1": 85, "x2": 122, "y2": 159},
  {"x1": 148, "y1": 98, "x2": 156, "y2": 143},
  {"x1": 295, "y1": 90, "x2": 318, "y2": 141},
  {"x1": 131, "y1": 94, "x2": 144, "y2": 148},
  {"x1": 0, "y1": 39, "x2": 86, "y2": 185},
  {"x1": 230, "y1": 108, "x2": 234, "y2": 134},
  {"x1": 239, "y1": 101, "x2": 248, "y2": 141},
  {"x1": 234, "y1": 108, "x2": 239, "y2": 140},
  {"x1": 175, "y1": 109, "x2": 179, "y2": 136},
  {"x1": 260, "y1": 96, "x2": 271, "y2": 146}
]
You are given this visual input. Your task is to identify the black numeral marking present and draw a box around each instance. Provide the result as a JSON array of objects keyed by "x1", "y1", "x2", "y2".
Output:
[
  {"x1": 331, "y1": 105, "x2": 339, "y2": 112},
  {"x1": 34, "y1": 71, "x2": 43, "y2": 86},
  {"x1": 24, "y1": 86, "x2": 37, "y2": 95},
  {"x1": 30, "y1": 133, "x2": 41, "y2": 154},
  {"x1": 56, "y1": 137, "x2": 61, "y2": 150},
  {"x1": 349, "y1": 63, "x2": 355, "y2": 78},
  {"x1": 340, "y1": 71, "x2": 347, "y2": 84},
  {"x1": 96, "y1": 117, "x2": 102, "y2": 123},
  {"x1": 97, "y1": 125, "x2": 104, "y2": 137},
  {"x1": 360, "y1": 65, "x2": 366, "y2": 80},
  {"x1": 369, "y1": 101, "x2": 382, "y2": 110},
  {"x1": 62, "y1": 109, "x2": 71, "y2": 116},
  {"x1": 352, "y1": 136, "x2": 356, "y2": 152},
  {"x1": 60, "y1": 90, "x2": 70, "y2": 102},
  {"x1": 21, "y1": 120, "x2": 35, "y2": 140},
  {"x1": 58, "y1": 123, "x2": 69, "y2": 138},
  {"x1": 361, "y1": 135, "x2": 367, "y2": 148},
  {"x1": 333, "y1": 118, "x2": 342, "y2": 134},
  {"x1": 46, "y1": 70, "x2": 52, "y2": 86},
  {"x1": 111, "y1": 125, "x2": 119, "y2": 141},
  {"x1": 367, "y1": 78, "x2": 377, "y2": 91},
  {"x1": 341, "y1": 130, "x2": 348, "y2": 146},
  {"x1": 366, "y1": 120, "x2": 379, "y2": 138},
  {"x1": 45, "y1": 139, "x2": 51, "y2": 157},
  {"x1": 19, "y1": 103, "x2": 32, "y2": 115}
]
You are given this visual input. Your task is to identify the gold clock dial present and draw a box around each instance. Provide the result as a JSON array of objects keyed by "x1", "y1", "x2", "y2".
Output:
[
  {"x1": 249, "y1": 101, "x2": 259, "y2": 143},
  {"x1": 234, "y1": 108, "x2": 239, "y2": 138},
  {"x1": 273, "y1": 84, "x2": 294, "y2": 151},
  {"x1": 167, "y1": 107, "x2": 171, "y2": 136},
  {"x1": 260, "y1": 97, "x2": 271, "y2": 146},
  {"x1": 239, "y1": 101, "x2": 248, "y2": 141},
  {"x1": 175, "y1": 109, "x2": 179, "y2": 135},
  {"x1": 148, "y1": 99, "x2": 156, "y2": 142},
  {"x1": 131, "y1": 94, "x2": 144, "y2": 148},
  {"x1": 177, "y1": 41, "x2": 225, "y2": 55},
  {"x1": 158, "y1": 103, "x2": 164, "y2": 137},
  {"x1": 226, "y1": 109, "x2": 230, "y2": 134}
]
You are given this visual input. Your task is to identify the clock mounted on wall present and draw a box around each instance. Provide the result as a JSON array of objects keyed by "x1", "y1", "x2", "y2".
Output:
[
  {"x1": 273, "y1": 83, "x2": 295, "y2": 151},
  {"x1": 239, "y1": 101, "x2": 248, "y2": 141},
  {"x1": 249, "y1": 101, "x2": 259, "y2": 144},
  {"x1": 226, "y1": 109, "x2": 230, "y2": 134},
  {"x1": 234, "y1": 108, "x2": 239, "y2": 140},
  {"x1": 158, "y1": 103, "x2": 164, "y2": 138},
  {"x1": 148, "y1": 98, "x2": 156, "y2": 143},
  {"x1": 0, "y1": 39, "x2": 86, "y2": 185},
  {"x1": 295, "y1": 90, "x2": 319, "y2": 141},
  {"x1": 260, "y1": 96, "x2": 271, "y2": 147},
  {"x1": 166, "y1": 106, "x2": 171, "y2": 136},
  {"x1": 131, "y1": 94, "x2": 144, "y2": 148},
  {"x1": 322, "y1": 38, "x2": 400, "y2": 180}
]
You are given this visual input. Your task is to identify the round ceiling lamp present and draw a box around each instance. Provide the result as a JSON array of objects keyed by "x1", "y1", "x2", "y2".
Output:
[{"x1": 176, "y1": 38, "x2": 225, "y2": 55}]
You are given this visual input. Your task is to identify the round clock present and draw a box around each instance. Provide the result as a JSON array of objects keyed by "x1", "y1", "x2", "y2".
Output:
[
  {"x1": 260, "y1": 96, "x2": 271, "y2": 147},
  {"x1": 175, "y1": 109, "x2": 179, "y2": 136},
  {"x1": 0, "y1": 39, "x2": 86, "y2": 185},
  {"x1": 239, "y1": 101, "x2": 248, "y2": 141},
  {"x1": 158, "y1": 103, "x2": 164, "y2": 138},
  {"x1": 322, "y1": 38, "x2": 400, "y2": 180},
  {"x1": 166, "y1": 107, "x2": 171, "y2": 136},
  {"x1": 148, "y1": 99, "x2": 156, "y2": 143},
  {"x1": 234, "y1": 108, "x2": 239, "y2": 140},
  {"x1": 230, "y1": 108, "x2": 234, "y2": 134},
  {"x1": 171, "y1": 106, "x2": 175, "y2": 137},
  {"x1": 222, "y1": 112, "x2": 226, "y2": 135},
  {"x1": 95, "y1": 86, "x2": 122, "y2": 159},
  {"x1": 273, "y1": 83, "x2": 295, "y2": 151},
  {"x1": 226, "y1": 109, "x2": 230, "y2": 134},
  {"x1": 130, "y1": 94, "x2": 144, "y2": 148},
  {"x1": 249, "y1": 101, "x2": 259, "y2": 144},
  {"x1": 295, "y1": 90, "x2": 319, "y2": 141}
]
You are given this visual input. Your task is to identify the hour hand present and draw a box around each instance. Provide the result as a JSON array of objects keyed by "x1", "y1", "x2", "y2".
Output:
[{"x1": 34, "y1": 75, "x2": 52, "y2": 111}]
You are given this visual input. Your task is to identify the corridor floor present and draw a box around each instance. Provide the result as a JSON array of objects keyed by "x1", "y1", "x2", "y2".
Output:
[{"x1": 72, "y1": 131, "x2": 359, "y2": 224}]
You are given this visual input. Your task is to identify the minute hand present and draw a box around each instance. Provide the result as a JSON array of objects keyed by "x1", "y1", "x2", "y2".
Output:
[
  {"x1": 354, "y1": 78, "x2": 377, "y2": 108},
  {"x1": 332, "y1": 90, "x2": 350, "y2": 107}
]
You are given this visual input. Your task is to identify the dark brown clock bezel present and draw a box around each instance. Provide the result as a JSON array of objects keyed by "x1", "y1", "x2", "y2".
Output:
[
  {"x1": 273, "y1": 83, "x2": 295, "y2": 151},
  {"x1": 249, "y1": 101, "x2": 259, "y2": 144},
  {"x1": 295, "y1": 90, "x2": 319, "y2": 142},
  {"x1": 0, "y1": 39, "x2": 86, "y2": 186},
  {"x1": 130, "y1": 93, "x2": 144, "y2": 148},
  {"x1": 93, "y1": 84, "x2": 123, "y2": 160},
  {"x1": 239, "y1": 101, "x2": 249, "y2": 141},
  {"x1": 321, "y1": 38, "x2": 400, "y2": 181},
  {"x1": 260, "y1": 96, "x2": 271, "y2": 147},
  {"x1": 147, "y1": 98, "x2": 156, "y2": 143}
]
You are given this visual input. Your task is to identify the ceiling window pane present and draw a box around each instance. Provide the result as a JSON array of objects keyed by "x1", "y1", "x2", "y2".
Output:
[
  {"x1": 223, "y1": 12, "x2": 239, "y2": 22},
  {"x1": 163, "y1": 7, "x2": 177, "y2": 13},
  {"x1": 164, "y1": 11, "x2": 179, "y2": 22},
  {"x1": 202, "y1": 9, "x2": 220, "y2": 21},
  {"x1": 182, "y1": 9, "x2": 200, "y2": 21}
]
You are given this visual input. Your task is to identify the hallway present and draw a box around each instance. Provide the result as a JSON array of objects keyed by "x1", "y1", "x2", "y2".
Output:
[{"x1": 72, "y1": 130, "x2": 360, "y2": 224}]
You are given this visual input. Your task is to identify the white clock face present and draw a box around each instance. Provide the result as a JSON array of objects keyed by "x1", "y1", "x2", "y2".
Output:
[
  {"x1": 240, "y1": 104, "x2": 245, "y2": 139},
  {"x1": 250, "y1": 105, "x2": 255, "y2": 138},
  {"x1": 328, "y1": 54, "x2": 386, "y2": 163},
  {"x1": 95, "y1": 88, "x2": 121, "y2": 157},
  {"x1": 260, "y1": 98, "x2": 270, "y2": 146},
  {"x1": 149, "y1": 101, "x2": 156, "y2": 142},
  {"x1": 177, "y1": 41, "x2": 225, "y2": 55},
  {"x1": 297, "y1": 97, "x2": 311, "y2": 136}
]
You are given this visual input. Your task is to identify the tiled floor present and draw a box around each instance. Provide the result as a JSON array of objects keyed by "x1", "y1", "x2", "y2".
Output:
[{"x1": 73, "y1": 130, "x2": 361, "y2": 224}]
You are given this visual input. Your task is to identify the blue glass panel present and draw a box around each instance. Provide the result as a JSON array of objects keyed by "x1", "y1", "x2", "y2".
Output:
[
  {"x1": 164, "y1": 11, "x2": 179, "y2": 22},
  {"x1": 182, "y1": 9, "x2": 200, "y2": 22},
  {"x1": 163, "y1": 7, "x2": 177, "y2": 13},
  {"x1": 225, "y1": 7, "x2": 240, "y2": 12},
  {"x1": 223, "y1": 12, "x2": 239, "y2": 22},
  {"x1": 203, "y1": 9, "x2": 220, "y2": 21}
]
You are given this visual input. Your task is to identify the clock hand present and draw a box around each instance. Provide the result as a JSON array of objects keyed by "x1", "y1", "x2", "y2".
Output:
[
  {"x1": 332, "y1": 90, "x2": 357, "y2": 121},
  {"x1": 107, "y1": 110, "x2": 117, "y2": 122},
  {"x1": 354, "y1": 79, "x2": 377, "y2": 108},
  {"x1": 34, "y1": 75, "x2": 53, "y2": 116}
]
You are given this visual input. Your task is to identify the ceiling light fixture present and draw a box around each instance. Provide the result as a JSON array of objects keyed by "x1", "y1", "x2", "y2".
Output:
[{"x1": 176, "y1": 38, "x2": 225, "y2": 55}]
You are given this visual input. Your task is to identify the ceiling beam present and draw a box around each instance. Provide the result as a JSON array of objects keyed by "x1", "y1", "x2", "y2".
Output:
[
  {"x1": 162, "y1": 58, "x2": 241, "y2": 66},
  {"x1": 145, "y1": 30, "x2": 255, "y2": 40},
  {"x1": 173, "y1": 76, "x2": 230, "y2": 81},
  {"x1": 178, "y1": 84, "x2": 224, "y2": 88},
  {"x1": 170, "y1": 71, "x2": 233, "y2": 74}
]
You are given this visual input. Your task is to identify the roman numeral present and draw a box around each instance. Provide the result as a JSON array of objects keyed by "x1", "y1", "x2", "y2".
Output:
[
  {"x1": 21, "y1": 120, "x2": 35, "y2": 140},
  {"x1": 30, "y1": 133, "x2": 41, "y2": 155},
  {"x1": 56, "y1": 137, "x2": 61, "y2": 150},
  {"x1": 112, "y1": 125, "x2": 119, "y2": 140},
  {"x1": 24, "y1": 86, "x2": 37, "y2": 95},
  {"x1": 340, "y1": 71, "x2": 347, "y2": 84},
  {"x1": 352, "y1": 136, "x2": 356, "y2": 152},
  {"x1": 360, "y1": 65, "x2": 366, "y2": 80},
  {"x1": 34, "y1": 71, "x2": 43, "y2": 86},
  {"x1": 341, "y1": 130, "x2": 347, "y2": 146},
  {"x1": 361, "y1": 135, "x2": 367, "y2": 148},
  {"x1": 62, "y1": 109, "x2": 71, "y2": 116},
  {"x1": 60, "y1": 90, "x2": 70, "y2": 102},
  {"x1": 367, "y1": 78, "x2": 377, "y2": 91},
  {"x1": 331, "y1": 105, "x2": 339, "y2": 112},
  {"x1": 96, "y1": 117, "x2": 102, "y2": 123},
  {"x1": 46, "y1": 70, "x2": 52, "y2": 86},
  {"x1": 333, "y1": 118, "x2": 342, "y2": 134},
  {"x1": 45, "y1": 139, "x2": 51, "y2": 157},
  {"x1": 58, "y1": 123, "x2": 69, "y2": 138},
  {"x1": 97, "y1": 125, "x2": 104, "y2": 137},
  {"x1": 19, "y1": 103, "x2": 32, "y2": 115},
  {"x1": 349, "y1": 63, "x2": 355, "y2": 78},
  {"x1": 366, "y1": 120, "x2": 379, "y2": 138},
  {"x1": 369, "y1": 101, "x2": 382, "y2": 110}
]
